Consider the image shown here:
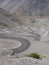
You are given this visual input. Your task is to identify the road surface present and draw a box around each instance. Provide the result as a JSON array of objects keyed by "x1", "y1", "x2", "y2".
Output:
[{"x1": 0, "y1": 33, "x2": 30, "y2": 55}]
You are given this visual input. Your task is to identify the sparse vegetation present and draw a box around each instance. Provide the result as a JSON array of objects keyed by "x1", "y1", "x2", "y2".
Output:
[
  {"x1": 15, "y1": 16, "x2": 26, "y2": 24},
  {"x1": 26, "y1": 53, "x2": 41, "y2": 59},
  {"x1": 25, "y1": 53, "x2": 47, "y2": 59},
  {"x1": 0, "y1": 23, "x2": 9, "y2": 27}
]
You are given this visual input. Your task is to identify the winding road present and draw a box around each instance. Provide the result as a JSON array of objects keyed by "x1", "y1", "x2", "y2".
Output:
[
  {"x1": 0, "y1": 32, "x2": 41, "y2": 55},
  {"x1": 0, "y1": 33, "x2": 30, "y2": 55},
  {"x1": 0, "y1": 9, "x2": 41, "y2": 55}
]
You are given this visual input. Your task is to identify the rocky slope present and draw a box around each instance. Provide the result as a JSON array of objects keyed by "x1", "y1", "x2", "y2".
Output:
[
  {"x1": 0, "y1": 0, "x2": 49, "y2": 16},
  {"x1": 0, "y1": 0, "x2": 4, "y2": 4},
  {"x1": 0, "y1": 56, "x2": 49, "y2": 65},
  {"x1": 14, "y1": 0, "x2": 49, "y2": 16}
]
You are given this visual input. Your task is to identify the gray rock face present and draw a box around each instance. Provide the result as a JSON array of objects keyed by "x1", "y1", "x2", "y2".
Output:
[
  {"x1": 0, "y1": 0, "x2": 24, "y2": 13},
  {"x1": 16, "y1": 0, "x2": 49, "y2": 16},
  {"x1": 0, "y1": 0, "x2": 49, "y2": 15},
  {"x1": 0, "y1": 0, "x2": 4, "y2": 4}
]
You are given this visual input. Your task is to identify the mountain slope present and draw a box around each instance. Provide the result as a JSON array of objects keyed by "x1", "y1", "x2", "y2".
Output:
[
  {"x1": 0, "y1": 0, "x2": 4, "y2": 4},
  {"x1": 0, "y1": 0, "x2": 49, "y2": 16},
  {"x1": 14, "y1": 0, "x2": 49, "y2": 16},
  {"x1": 0, "y1": 0, "x2": 24, "y2": 13}
]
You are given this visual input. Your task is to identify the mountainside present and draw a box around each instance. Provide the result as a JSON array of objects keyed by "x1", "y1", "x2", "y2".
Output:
[
  {"x1": 0, "y1": 0, "x2": 49, "y2": 16},
  {"x1": 0, "y1": 0, "x2": 4, "y2": 4},
  {"x1": 14, "y1": 0, "x2": 49, "y2": 16},
  {"x1": 0, "y1": 0, "x2": 24, "y2": 13}
]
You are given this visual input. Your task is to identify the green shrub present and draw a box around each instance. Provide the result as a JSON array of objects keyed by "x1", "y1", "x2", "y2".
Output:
[{"x1": 26, "y1": 53, "x2": 40, "y2": 59}]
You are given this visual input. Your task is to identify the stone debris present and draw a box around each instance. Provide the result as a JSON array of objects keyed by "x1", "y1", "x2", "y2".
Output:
[{"x1": 0, "y1": 56, "x2": 49, "y2": 65}]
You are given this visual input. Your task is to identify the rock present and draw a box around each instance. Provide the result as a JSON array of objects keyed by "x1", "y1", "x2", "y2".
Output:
[{"x1": 0, "y1": 48, "x2": 13, "y2": 57}]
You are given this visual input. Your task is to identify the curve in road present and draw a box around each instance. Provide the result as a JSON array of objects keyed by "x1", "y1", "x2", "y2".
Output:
[{"x1": 0, "y1": 34, "x2": 30, "y2": 55}]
